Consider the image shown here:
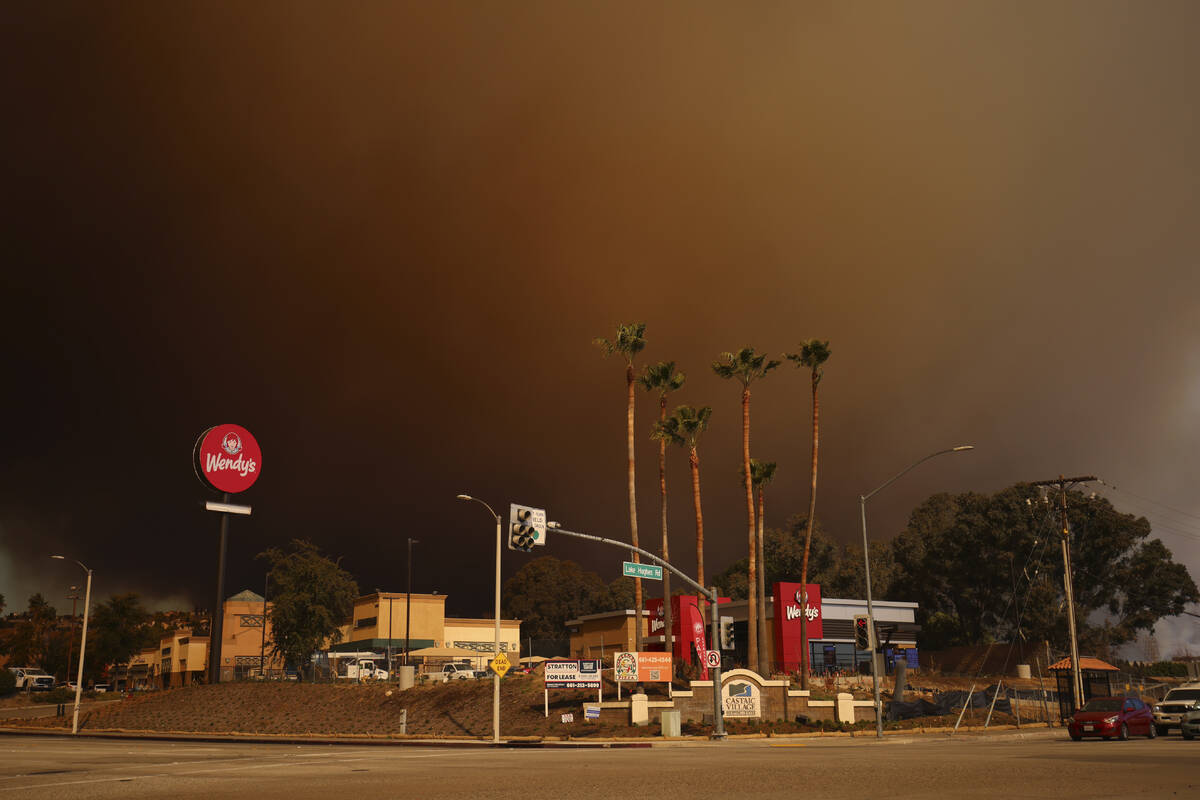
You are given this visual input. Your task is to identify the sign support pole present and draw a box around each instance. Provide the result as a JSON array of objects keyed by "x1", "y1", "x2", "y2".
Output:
[
  {"x1": 208, "y1": 492, "x2": 230, "y2": 685},
  {"x1": 709, "y1": 585, "x2": 725, "y2": 739}
]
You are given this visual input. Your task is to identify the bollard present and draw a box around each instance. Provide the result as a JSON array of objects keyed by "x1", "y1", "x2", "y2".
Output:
[{"x1": 399, "y1": 708, "x2": 407, "y2": 735}]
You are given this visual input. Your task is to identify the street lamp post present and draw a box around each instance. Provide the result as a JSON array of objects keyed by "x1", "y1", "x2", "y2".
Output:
[
  {"x1": 860, "y1": 445, "x2": 973, "y2": 739},
  {"x1": 456, "y1": 494, "x2": 503, "y2": 744},
  {"x1": 404, "y1": 538, "x2": 418, "y2": 668},
  {"x1": 51, "y1": 555, "x2": 92, "y2": 735}
]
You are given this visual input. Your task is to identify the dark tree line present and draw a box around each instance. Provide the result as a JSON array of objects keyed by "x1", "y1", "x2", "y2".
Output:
[{"x1": 713, "y1": 483, "x2": 1197, "y2": 656}]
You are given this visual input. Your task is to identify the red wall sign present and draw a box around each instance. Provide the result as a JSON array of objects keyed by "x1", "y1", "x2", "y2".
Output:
[
  {"x1": 193, "y1": 424, "x2": 262, "y2": 494},
  {"x1": 771, "y1": 582, "x2": 822, "y2": 673}
]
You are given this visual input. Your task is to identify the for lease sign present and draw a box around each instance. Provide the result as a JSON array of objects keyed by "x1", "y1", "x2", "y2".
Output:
[{"x1": 544, "y1": 659, "x2": 601, "y2": 689}]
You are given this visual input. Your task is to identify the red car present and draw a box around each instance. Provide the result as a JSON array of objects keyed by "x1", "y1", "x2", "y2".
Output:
[{"x1": 1068, "y1": 696, "x2": 1156, "y2": 740}]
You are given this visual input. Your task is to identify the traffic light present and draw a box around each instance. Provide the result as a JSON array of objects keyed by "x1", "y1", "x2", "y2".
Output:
[
  {"x1": 508, "y1": 503, "x2": 546, "y2": 552},
  {"x1": 853, "y1": 614, "x2": 873, "y2": 651},
  {"x1": 719, "y1": 615, "x2": 735, "y2": 650}
]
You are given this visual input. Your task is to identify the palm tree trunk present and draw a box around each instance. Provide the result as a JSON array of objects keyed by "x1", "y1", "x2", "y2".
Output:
[
  {"x1": 658, "y1": 396, "x2": 673, "y2": 662},
  {"x1": 626, "y1": 364, "x2": 643, "y2": 654},
  {"x1": 799, "y1": 371, "x2": 820, "y2": 689},
  {"x1": 742, "y1": 386, "x2": 757, "y2": 672},
  {"x1": 690, "y1": 447, "x2": 705, "y2": 622},
  {"x1": 756, "y1": 486, "x2": 769, "y2": 676}
]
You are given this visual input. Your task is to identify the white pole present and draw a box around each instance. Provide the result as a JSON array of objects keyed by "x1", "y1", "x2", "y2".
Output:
[
  {"x1": 493, "y1": 511, "x2": 501, "y2": 743},
  {"x1": 72, "y1": 567, "x2": 92, "y2": 735}
]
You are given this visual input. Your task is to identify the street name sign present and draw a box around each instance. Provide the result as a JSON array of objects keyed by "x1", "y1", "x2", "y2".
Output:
[{"x1": 622, "y1": 561, "x2": 663, "y2": 580}]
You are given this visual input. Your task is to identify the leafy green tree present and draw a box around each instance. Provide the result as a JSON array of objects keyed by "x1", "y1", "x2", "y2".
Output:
[
  {"x1": 785, "y1": 338, "x2": 830, "y2": 687},
  {"x1": 87, "y1": 594, "x2": 156, "y2": 684},
  {"x1": 653, "y1": 404, "x2": 713, "y2": 614},
  {"x1": 594, "y1": 322, "x2": 648, "y2": 652},
  {"x1": 640, "y1": 360, "x2": 686, "y2": 655},
  {"x1": 891, "y1": 484, "x2": 1200, "y2": 652},
  {"x1": 715, "y1": 517, "x2": 899, "y2": 606},
  {"x1": 258, "y1": 540, "x2": 358, "y2": 678},
  {"x1": 0, "y1": 594, "x2": 58, "y2": 668},
  {"x1": 502, "y1": 556, "x2": 610, "y2": 641},
  {"x1": 713, "y1": 347, "x2": 780, "y2": 669}
]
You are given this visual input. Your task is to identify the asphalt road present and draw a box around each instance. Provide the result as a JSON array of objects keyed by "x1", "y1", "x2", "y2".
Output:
[{"x1": 1, "y1": 732, "x2": 1196, "y2": 799}]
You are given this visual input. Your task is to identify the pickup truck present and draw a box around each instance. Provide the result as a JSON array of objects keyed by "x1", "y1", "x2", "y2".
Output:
[
  {"x1": 1153, "y1": 684, "x2": 1200, "y2": 735},
  {"x1": 440, "y1": 663, "x2": 487, "y2": 681},
  {"x1": 8, "y1": 667, "x2": 55, "y2": 692}
]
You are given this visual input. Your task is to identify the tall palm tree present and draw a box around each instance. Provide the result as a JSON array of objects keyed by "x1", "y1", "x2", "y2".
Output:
[
  {"x1": 785, "y1": 338, "x2": 831, "y2": 689},
  {"x1": 750, "y1": 459, "x2": 777, "y2": 675},
  {"x1": 713, "y1": 348, "x2": 780, "y2": 670},
  {"x1": 639, "y1": 361, "x2": 686, "y2": 660},
  {"x1": 653, "y1": 404, "x2": 713, "y2": 623},
  {"x1": 594, "y1": 322, "x2": 648, "y2": 653}
]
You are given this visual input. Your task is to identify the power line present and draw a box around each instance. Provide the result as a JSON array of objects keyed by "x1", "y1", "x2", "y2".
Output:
[{"x1": 1096, "y1": 478, "x2": 1200, "y2": 524}]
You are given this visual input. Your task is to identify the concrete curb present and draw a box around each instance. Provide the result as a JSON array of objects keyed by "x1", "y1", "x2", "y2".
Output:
[
  {"x1": 0, "y1": 727, "x2": 657, "y2": 748},
  {"x1": 0, "y1": 723, "x2": 1062, "y2": 748}
]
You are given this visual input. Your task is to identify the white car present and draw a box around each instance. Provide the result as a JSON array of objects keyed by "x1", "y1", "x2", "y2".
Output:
[
  {"x1": 1152, "y1": 684, "x2": 1200, "y2": 735},
  {"x1": 440, "y1": 663, "x2": 486, "y2": 681}
]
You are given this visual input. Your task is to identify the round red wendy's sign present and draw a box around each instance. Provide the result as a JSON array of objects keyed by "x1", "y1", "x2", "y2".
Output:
[{"x1": 193, "y1": 424, "x2": 262, "y2": 494}]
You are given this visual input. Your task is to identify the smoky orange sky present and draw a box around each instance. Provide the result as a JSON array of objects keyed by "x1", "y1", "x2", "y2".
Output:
[{"x1": 4, "y1": 2, "x2": 1200, "y2": 653}]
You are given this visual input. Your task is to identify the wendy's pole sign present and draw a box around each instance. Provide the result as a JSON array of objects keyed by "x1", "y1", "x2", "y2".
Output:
[
  {"x1": 194, "y1": 424, "x2": 262, "y2": 494},
  {"x1": 194, "y1": 424, "x2": 261, "y2": 685}
]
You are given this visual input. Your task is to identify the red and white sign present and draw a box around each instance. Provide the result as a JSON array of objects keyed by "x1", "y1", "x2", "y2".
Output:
[
  {"x1": 771, "y1": 582, "x2": 822, "y2": 673},
  {"x1": 705, "y1": 650, "x2": 721, "y2": 669},
  {"x1": 193, "y1": 424, "x2": 262, "y2": 494}
]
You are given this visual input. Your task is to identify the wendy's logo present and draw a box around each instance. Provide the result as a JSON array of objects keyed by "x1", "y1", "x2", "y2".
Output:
[{"x1": 222, "y1": 432, "x2": 243, "y2": 456}]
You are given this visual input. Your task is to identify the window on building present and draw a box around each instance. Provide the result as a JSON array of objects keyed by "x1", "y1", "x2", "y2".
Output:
[
  {"x1": 355, "y1": 616, "x2": 377, "y2": 629},
  {"x1": 239, "y1": 614, "x2": 265, "y2": 628},
  {"x1": 161, "y1": 647, "x2": 172, "y2": 656}
]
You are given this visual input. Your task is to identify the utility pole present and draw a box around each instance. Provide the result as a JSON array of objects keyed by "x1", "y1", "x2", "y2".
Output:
[{"x1": 1031, "y1": 474, "x2": 1096, "y2": 717}]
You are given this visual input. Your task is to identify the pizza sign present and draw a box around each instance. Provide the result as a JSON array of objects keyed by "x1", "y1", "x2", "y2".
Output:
[{"x1": 193, "y1": 424, "x2": 262, "y2": 494}]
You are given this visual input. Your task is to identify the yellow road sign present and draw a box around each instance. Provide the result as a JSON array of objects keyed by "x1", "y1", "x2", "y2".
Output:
[{"x1": 489, "y1": 652, "x2": 511, "y2": 678}]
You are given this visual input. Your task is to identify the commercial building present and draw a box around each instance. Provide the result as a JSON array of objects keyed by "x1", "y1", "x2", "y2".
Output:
[
  {"x1": 567, "y1": 582, "x2": 919, "y2": 675},
  {"x1": 331, "y1": 592, "x2": 521, "y2": 672},
  {"x1": 112, "y1": 589, "x2": 521, "y2": 686}
]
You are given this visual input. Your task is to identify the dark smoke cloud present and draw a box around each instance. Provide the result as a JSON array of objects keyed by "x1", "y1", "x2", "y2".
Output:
[{"x1": 3, "y1": 1, "x2": 1199, "y2": 653}]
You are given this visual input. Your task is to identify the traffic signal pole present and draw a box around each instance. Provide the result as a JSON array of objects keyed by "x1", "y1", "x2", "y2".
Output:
[{"x1": 546, "y1": 523, "x2": 726, "y2": 739}]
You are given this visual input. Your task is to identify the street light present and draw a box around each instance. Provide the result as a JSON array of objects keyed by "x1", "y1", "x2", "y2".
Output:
[
  {"x1": 51, "y1": 555, "x2": 92, "y2": 735},
  {"x1": 859, "y1": 445, "x2": 973, "y2": 739},
  {"x1": 456, "y1": 494, "x2": 503, "y2": 744}
]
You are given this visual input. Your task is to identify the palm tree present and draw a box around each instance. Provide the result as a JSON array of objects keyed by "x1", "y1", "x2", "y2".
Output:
[
  {"x1": 653, "y1": 404, "x2": 713, "y2": 623},
  {"x1": 785, "y1": 338, "x2": 831, "y2": 689},
  {"x1": 750, "y1": 459, "x2": 777, "y2": 675},
  {"x1": 594, "y1": 322, "x2": 648, "y2": 653},
  {"x1": 639, "y1": 361, "x2": 686, "y2": 660},
  {"x1": 713, "y1": 348, "x2": 780, "y2": 670}
]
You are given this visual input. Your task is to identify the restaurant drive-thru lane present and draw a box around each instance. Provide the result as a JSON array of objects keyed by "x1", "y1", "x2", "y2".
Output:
[{"x1": 1, "y1": 732, "x2": 1197, "y2": 799}]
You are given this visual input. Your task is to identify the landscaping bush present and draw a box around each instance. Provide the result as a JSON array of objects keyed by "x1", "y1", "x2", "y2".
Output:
[{"x1": 44, "y1": 688, "x2": 77, "y2": 705}]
